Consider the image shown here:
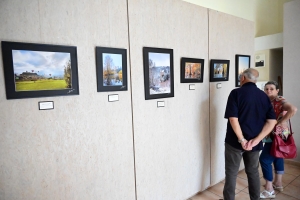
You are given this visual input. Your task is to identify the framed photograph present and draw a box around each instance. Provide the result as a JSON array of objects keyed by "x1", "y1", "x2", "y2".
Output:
[
  {"x1": 235, "y1": 54, "x2": 250, "y2": 87},
  {"x1": 180, "y1": 57, "x2": 204, "y2": 83},
  {"x1": 255, "y1": 54, "x2": 265, "y2": 67},
  {"x1": 95, "y1": 47, "x2": 127, "y2": 92},
  {"x1": 209, "y1": 59, "x2": 230, "y2": 82},
  {"x1": 143, "y1": 47, "x2": 174, "y2": 100},
  {"x1": 1, "y1": 41, "x2": 79, "y2": 99}
]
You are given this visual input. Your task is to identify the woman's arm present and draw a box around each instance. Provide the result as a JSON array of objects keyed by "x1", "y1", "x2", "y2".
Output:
[{"x1": 279, "y1": 102, "x2": 298, "y2": 123}]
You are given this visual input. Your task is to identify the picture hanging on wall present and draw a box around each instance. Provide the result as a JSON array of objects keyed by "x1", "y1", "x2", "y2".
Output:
[
  {"x1": 95, "y1": 47, "x2": 127, "y2": 92},
  {"x1": 143, "y1": 47, "x2": 174, "y2": 100},
  {"x1": 1, "y1": 41, "x2": 79, "y2": 100},
  {"x1": 235, "y1": 54, "x2": 250, "y2": 87},
  {"x1": 180, "y1": 57, "x2": 204, "y2": 83},
  {"x1": 209, "y1": 59, "x2": 230, "y2": 82},
  {"x1": 255, "y1": 54, "x2": 265, "y2": 67}
]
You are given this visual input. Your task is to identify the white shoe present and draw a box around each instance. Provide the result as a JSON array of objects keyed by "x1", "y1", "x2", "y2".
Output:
[{"x1": 260, "y1": 190, "x2": 275, "y2": 199}]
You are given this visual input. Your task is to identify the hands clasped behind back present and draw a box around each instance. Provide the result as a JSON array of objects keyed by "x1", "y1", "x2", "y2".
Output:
[{"x1": 242, "y1": 139, "x2": 260, "y2": 151}]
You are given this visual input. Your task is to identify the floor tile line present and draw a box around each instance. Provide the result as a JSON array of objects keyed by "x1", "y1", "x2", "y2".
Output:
[{"x1": 206, "y1": 190, "x2": 222, "y2": 198}]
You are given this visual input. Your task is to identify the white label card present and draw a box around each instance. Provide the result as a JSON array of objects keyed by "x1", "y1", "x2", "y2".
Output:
[
  {"x1": 108, "y1": 94, "x2": 119, "y2": 102},
  {"x1": 189, "y1": 84, "x2": 195, "y2": 90},
  {"x1": 157, "y1": 101, "x2": 165, "y2": 107},
  {"x1": 39, "y1": 101, "x2": 54, "y2": 110}
]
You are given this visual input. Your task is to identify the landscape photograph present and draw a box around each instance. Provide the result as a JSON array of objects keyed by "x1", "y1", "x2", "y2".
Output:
[
  {"x1": 213, "y1": 63, "x2": 228, "y2": 78},
  {"x1": 184, "y1": 62, "x2": 201, "y2": 79},
  {"x1": 102, "y1": 53, "x2": 123, "y2": 86},
  {"x1": 12, "y1": 50, "x2": 72, "y2": 91},
  {"x1": 148, "y1": 52, "x2": 171, "y2": 95},
  {"x1": 237, "y1": 56, "x2": 250, "y2": 84}
]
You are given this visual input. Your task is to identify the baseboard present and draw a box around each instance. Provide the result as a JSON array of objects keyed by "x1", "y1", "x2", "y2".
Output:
[{"x1": 285, "y1": 159, "x2": 300, "y2": 167}]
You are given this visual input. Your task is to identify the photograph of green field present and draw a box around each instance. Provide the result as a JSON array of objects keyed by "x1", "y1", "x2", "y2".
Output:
[
  {"x1": 12, "y1": 49, "x2": 72, "y2": 92},
  {"x1": 16, "y1": 79, "x2": 66, "y2": 91}
]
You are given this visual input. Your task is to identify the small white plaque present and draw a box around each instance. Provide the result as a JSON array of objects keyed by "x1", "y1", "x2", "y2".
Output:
[
  {"x1": 108, "y1": 94, "x2": 119, "y2": 102},
  {"x1": 189, "y1": 84, "x2": 195, "y2": 90},
  {"x1": 39, "y1": 101, "x2": 54, "y2": 110},
  {"x1": 157, "y1": 101, "x2": 165, "y2": 107},
  {"x1": 216, "y1": 83, "x2": 222, "y2": 89}
]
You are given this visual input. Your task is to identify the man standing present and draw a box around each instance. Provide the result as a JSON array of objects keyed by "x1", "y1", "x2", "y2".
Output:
[{"x1": 223, "y1": 68, "x2": 277, "y2": 200}]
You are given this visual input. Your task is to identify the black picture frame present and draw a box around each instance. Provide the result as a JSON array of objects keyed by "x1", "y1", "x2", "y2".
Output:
[
  {"x1": 235, "y1": 54, "x2": 250, "y2": 87},
  {"x1": 209, "y1": 59, "x2": 230, "y2": 82},
  {"x1": 180, "y1": 57, "x2": 204, "y2": 83},
  {"x1": 1, "y1": 41, "x2": 79, "y2": 99},
  {"x1": 143, "y1": 47, "x2": 174, "y2": 100},
  {"x1": 95, "y1": 47, "x2": 127, "y2": 92}
]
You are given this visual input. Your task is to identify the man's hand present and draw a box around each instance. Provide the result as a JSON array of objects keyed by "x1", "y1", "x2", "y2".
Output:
[
  {"x1": 241, "y1": 139, "x2": 251, "y2": 151},
  {"x1": 244, "y1": 139, "x2": 259, "y2": 150},
  {"x1": 241, "y1": 140, "x2": 252, "y2": 151}
]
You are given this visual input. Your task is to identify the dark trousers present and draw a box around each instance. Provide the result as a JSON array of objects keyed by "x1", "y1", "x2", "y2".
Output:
[{"x1": 223, "y1": 143, "x2": 260, "y2": 200}]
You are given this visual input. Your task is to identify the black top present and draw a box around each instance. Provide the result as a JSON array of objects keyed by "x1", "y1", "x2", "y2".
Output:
[{"x1": 224, "y1": 82, "x2": 276, "y2": 151}]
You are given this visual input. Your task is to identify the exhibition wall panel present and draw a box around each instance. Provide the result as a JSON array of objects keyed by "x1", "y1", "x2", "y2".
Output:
[
  {"x1": 208, "y1": 9, "x2": 254, "y2": 185},
  {"x1": 128, "y1": 0, "x2": 210, "y2": 199},
  {"x1": 0, "y1": 0, "x2": 255, "y2": 199},
  {"x1": 0, "y1": 0, "x2": 135, "y2": 199}
]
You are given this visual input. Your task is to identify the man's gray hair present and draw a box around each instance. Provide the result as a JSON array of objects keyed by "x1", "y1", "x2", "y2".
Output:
[{"x1": 242, "y1": 68, "x2": 258, "y2": 82}]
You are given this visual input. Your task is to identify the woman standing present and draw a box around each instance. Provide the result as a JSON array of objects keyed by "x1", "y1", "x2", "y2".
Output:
[{"x1": 260, "y1": 81, "x2": 297, "y2": 199}]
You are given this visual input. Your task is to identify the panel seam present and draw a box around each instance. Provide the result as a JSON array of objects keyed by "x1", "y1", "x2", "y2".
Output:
[
  {"x1": 126, "y1": 0, "x2": 138, "y2": 200},
  {"x1": 207, "y1": 8, "x2": 212, "y2": 187}
]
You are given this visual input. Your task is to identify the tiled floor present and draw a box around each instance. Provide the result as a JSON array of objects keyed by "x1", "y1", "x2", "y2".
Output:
[{"x1": 189, "y1": 163, "x2": 300, "y2": 200}]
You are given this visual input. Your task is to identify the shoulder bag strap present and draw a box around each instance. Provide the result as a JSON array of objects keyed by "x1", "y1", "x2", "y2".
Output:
[{"x1": 289, "y1": 119, "x2": 293, "y2": 134}]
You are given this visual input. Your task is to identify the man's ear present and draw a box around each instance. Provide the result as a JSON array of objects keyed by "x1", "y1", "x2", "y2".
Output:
[{"x1": 240, "y1": 75, "x2": 244, "y2": 82}]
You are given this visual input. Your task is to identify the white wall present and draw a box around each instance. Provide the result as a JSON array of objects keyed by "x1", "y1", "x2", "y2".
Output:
[
  {"x1": 283, "y1": 0, "x2": 300, "y2": 162},
  {"x1": 255, "y1": 33, "x2": 283, "y2": 51},
  {"x1": 0, "y1": 0, "x2": 136, "y2": 199},
  {"x1": 208, "y1": 9, "x2": 255, "y2": 185}
]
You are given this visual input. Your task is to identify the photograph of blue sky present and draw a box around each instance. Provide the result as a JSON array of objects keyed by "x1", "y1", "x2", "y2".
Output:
[
  {"x1": 149, "y1": 52, "x2": 170, "y2": 67},
  {"x1": 102, "y1": 53, "x2": 122, "y2": 67},
  {"x1": 12, "y1": 50, "x2": 70, "y2": 77},
  {"x1": 238, "y1": 56, "x2": 250, "y2": 72}
]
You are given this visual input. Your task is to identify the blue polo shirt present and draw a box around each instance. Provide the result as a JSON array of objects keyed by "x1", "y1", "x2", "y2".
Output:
[{"x1": 224, "y1": 82, "x2": 276, "y2": 151}]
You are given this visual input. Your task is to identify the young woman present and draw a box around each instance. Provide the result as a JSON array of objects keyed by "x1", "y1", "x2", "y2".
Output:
[{"x1": 259, "y1": 81, "x2": 298, "y2": 199}]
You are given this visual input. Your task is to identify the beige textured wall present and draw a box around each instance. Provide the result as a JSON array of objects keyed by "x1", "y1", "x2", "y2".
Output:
[
  {"x1": 283, "y1": 0, "x2": 300, "y2": 162},
  {"x1": 0, "y1": 0, "x2": 256, "y2": 199},
  {"x1": 0, "y1": 0, "x2": 135, "y2": 199},
  {"x1": 128, "y1": 0, "x2": 210, "y2": 199},
  {"x1": 209, "y1": 9, "x2": 254, "y2": 184}
]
